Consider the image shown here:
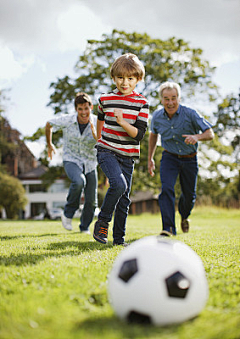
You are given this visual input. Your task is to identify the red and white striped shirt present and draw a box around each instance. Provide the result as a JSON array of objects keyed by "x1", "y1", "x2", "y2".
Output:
[{"x1": 97, "y1": 89, "x2": 149, "y2": 158}]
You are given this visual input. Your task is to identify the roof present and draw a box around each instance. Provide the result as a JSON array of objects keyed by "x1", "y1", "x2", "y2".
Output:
[
  {"x1": 130, "y1": 191, "x2": 158, "y2": 202},
  {"x1": 18, "y1": 165, "x2": 48, "y2": 179}
]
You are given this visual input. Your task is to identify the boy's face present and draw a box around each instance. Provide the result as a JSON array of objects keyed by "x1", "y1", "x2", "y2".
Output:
[
  {"x1": 113, "y1": 75, "x2": 139, "y2": 96},
  {"x1": 76, "y1": 102, "x2": 93, "y2": 124}
]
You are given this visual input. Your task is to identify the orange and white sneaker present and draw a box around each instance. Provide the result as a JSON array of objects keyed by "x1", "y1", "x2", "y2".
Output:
[{"x1": 93, "y1": 219, "x2": 109, "y2": 244}]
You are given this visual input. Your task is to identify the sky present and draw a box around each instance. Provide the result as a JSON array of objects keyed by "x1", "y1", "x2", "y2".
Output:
[{"x1": 0, "y1": 0, "x2": 240, "y2": 159}]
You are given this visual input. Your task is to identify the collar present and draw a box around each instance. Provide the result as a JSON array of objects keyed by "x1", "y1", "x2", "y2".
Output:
[
  {"x1": 164, "y1": 104, "x2": 181, "y2": 117},
  {"x1": 112, "y1": 88, "x2": 138, "y2": 96}
]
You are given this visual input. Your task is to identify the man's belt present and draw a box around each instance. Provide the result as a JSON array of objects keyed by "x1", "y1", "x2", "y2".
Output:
[{"x1": 164, "y1": 150, "x2": 197, "y2": 158}]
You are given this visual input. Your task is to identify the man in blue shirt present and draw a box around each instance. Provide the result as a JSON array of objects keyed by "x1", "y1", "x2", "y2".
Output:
[{"x1": 148, "y1": 82, "x2": 214, "y2": 236}]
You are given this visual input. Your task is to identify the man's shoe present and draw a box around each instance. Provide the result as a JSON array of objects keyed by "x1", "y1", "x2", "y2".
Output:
[
  {"x1": 113, "y1": 242, "x2": 129, "y2": 247},
  {"x1": 159, "y1": 230, "x2": 173, "y2": 237},
  {"x1": 181, "y1": 219, "x2": 190, "y2": 233},
  {"x1": 80, "y1": 229, "x2": 91, "y2": 234},
  {"x1": 93, "y1": 219, "x2": 109, "y2": 244},
  {"x1": 61, "y1": 214, "x2": 72, "y2": 231}
]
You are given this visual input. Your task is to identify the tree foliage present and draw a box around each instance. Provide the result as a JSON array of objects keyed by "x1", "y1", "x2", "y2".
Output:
[
  {"x1": 0, "y1": 172, "x2": 28, "y2": 219},
  {"x1": 214, "y1": 90, "x2": 240, "y2": 164},
  {"x1": 48, "y1": 29, "x2": 218, "y2": 116},
  {"x1": 44, "y1": 29, "x2": 220, "y2": 192}
]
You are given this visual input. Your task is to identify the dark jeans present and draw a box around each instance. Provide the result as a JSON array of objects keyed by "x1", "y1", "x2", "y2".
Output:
[
  {"x1": 63, "y1": 161, "x2": 98, "y2": 231},
  {"x1": 159, "y1": 151, "x2": 198, "y2": 235},
  {"x1": 97, "y1": 148, "x2": 134, "y2": 244}
]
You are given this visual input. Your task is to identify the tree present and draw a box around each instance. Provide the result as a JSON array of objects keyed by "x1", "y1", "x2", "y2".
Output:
[
  {"x1": 0, "y1": 90, "x2": 15, "y2": 172},
  {"x1": 42, "y1": 29, "x2": 218, "y2": 191},
  {"x1": 212, "y1": 90, "x2": 240, "y2": 205},
  {"x1": 48, "y1": 29, "x2": 218, "y2": 115},
  {"x1": 214, "y1": 90, "x2": 240, "y2": 163},
  {"x1": 0, "y1": 90, "x2": 29, "y2": 218},
  {"x1": 0, "y1": 172, "x2": 28, "y2": 219}
]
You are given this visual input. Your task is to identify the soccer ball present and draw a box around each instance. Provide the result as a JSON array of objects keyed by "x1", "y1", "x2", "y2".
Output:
[{"x1": 108, "y1": 236, "x2": 208, "y2": 326}]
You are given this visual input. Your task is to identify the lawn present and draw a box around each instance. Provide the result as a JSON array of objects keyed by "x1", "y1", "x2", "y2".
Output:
[{"x1": 0, "y1": 207, "x2": 239, "y2": 339}]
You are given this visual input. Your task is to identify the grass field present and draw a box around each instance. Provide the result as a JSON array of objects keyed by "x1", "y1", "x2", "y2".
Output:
[{"x1": 0, "y1": 207, "x2": 239, "y2": 339}]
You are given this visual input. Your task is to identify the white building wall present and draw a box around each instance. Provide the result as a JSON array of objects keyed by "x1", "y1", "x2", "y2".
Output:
[{"x1": 21, "y1": 179, "x2": 69, "y2": 219}]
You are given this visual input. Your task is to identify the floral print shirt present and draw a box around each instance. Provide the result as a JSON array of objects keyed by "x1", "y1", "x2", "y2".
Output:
[{"x1": 49, "y1": 113, "x2": 97, "y2": 174}]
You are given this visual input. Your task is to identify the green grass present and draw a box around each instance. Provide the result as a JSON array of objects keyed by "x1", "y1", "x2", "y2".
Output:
[{"x1": 0, "y1": 207, "x2": 239, "y2": 339}]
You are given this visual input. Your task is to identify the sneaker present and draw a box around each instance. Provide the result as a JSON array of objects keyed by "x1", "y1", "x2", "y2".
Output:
[
  {"x1": 80, "y1": 229, "x2": 91, "y2": 235},
  {"x1": 159, "y1": 230, "x2": 173, "y2": 237},
  {"x1": 113, "y1": 242, "x2": 129, "y2": 247},
  {"x1": 93, "y1": 219, "x2": 109, "y2": 244},
  {"x1": 61, "y1": 214, "x2": 72, "y2": 231},
  {"x1": 181, "y1": 218, "x2": 190, "y2": 233}
]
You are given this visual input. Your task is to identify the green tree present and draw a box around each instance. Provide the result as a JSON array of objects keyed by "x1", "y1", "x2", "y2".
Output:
[
  {"x1": 0, "y1": 90, "x2": 15, "y2": 172},
  {"x1": 42, "y1": 29, "x2": 218, "y2": 191},
  {"x1": 212, "y1": 90, "x2": 240, "y2": 205},
  {"x1": 0, "y1": 172, "x2": 28, "y2": 219},
  {"x1": 214, "y1": 90, "x2": 240, "y2": 163},
  {"x1": 49, "y1": 29, "x2": 218, "y2": 116}
]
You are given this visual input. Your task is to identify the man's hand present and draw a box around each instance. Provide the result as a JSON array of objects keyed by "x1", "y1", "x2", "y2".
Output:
[
  {"x1": 89, "y1": 119, "x2": 97, "y2": 141},
  {"x1": 182, "y1": 134, "x2": 198, "y2": 145},
  {"x1": 47, "y1": 143, "x2": 56, "y2": 160},
  {"x1": 148, "y1": 159, "x2": 155, "y2": 177}
]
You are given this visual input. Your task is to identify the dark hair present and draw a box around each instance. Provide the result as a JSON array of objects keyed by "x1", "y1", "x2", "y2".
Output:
[{"x1": 74, "y1": 92, "x2": 92, "y2": 109}]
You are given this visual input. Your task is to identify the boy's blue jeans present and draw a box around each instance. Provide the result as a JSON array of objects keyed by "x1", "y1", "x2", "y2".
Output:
[
  {"x1": 159, "y1": 151, "x2": 198, "y2": 235},
  {"x1": 63, "y1": 161, "x2": 98, "y2": 231},
  {"x1": 97, "y1": 148, "x2": 134, "y2": 244}
]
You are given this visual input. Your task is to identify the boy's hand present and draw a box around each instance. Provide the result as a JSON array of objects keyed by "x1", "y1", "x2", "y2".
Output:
[{"x1": 114, "y1": 108, "x2": 124, "y2": 125}]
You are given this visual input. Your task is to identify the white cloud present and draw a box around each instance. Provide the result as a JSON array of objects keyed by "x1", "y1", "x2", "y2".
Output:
[
  {"x1": 0, "y1": 0, "x2": 111, "y2": 55},
  {"x1": 0, "y1": 0, "x2": 73, "y2": 54},
  {"x1": 82, "y1": 0, "x2": 240, "y2": 66},
  {"x1": 0, "y1": 45, "x2": 35, "y2": 86},
  {"x1": 0, "y1": 0, "x2": 239, "y2": 137},
  {"x1": 57, "y1": 4, "x2": 111, "y2": 52}
]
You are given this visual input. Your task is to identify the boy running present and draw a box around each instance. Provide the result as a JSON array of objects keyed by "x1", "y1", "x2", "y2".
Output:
[{"x1": 93, "y1": 53, "x2": 149, "y2": 245}]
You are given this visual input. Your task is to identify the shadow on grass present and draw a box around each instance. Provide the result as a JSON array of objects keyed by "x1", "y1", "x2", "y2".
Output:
[
  {"x1": 0, "y1": 239, "x2": 113, "y2": 267},
  {"x1": 1, "y1": 233, "x2": 60, "y2": 241},
  {"x1": 76, "y1": 316, "x2": 181, "y2": 338}
]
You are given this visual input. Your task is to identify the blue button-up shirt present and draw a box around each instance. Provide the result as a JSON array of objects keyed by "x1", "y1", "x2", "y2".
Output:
[
  {"x1": 151, "y1": 104, "x2": 212, "y2": 155},
  {"x1": 49, "y1": 113, "x2": 97, "y2": 174}
]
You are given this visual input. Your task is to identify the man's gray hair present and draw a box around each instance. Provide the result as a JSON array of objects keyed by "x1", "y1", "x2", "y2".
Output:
[{"x1": 159, "y1": 82, "x2": 181, "y2": 100}]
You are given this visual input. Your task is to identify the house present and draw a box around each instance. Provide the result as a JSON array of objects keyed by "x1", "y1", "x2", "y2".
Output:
[
  {"x1": 129, "y1": 191, "x2": 159, "y2": 215},
  {"x1": 18, "y1": 165, "x2": 68, "y2": 219},
  {"x1": 0, "y1": 117, "x2": 70, "y2": 219}
]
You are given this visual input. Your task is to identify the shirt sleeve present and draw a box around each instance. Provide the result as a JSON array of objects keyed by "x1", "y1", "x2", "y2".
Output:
[
  {"x1": 97, "y1": 98, "x2": 105, "y2": 121},
  {"x1": 150, "y1": 111, "x2": 158, "y2": 134},
  {"x1": 133, "y1": 101, "x2": 149, "y2": 142},
  {"x1": 48, "y1": 114, "x2": 71, "y2": 132},
  {"x1": 191, "y1": 110, "x2": 213, "y2": 132}
]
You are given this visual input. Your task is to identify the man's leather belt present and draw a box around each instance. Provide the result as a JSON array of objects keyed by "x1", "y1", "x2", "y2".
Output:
[{"x1": 164, "y1": 150, "x2": 197, "y2": 158}]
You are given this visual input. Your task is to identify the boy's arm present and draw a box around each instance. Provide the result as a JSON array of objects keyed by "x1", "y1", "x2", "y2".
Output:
[
  {"x1": 97, "y1": 119, "x2": 105, "y2": 140},
  {"x1": 114, "y1": 109, "x2": 138, "y2": 138},
  {"x1": 45, "y1": 122, "x2": 56, "y2": 160}
]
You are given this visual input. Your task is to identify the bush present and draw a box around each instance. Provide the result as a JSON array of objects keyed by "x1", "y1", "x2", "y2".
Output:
[{"x1": 0, "y1": 172, "x2": 28, "y2": 219}]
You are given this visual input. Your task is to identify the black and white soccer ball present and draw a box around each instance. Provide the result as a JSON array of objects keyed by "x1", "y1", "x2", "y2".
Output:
[{"x1": 108, "y1": 236, "x2": 208, "y2": 326}]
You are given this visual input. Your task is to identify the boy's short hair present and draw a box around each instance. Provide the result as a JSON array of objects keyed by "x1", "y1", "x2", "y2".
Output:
[
  {"x1": 110, "y1": 53, "x2": 145, "y2": 80},
  {"x1": 74, "y1": 92, "x2": 92, "y2": 109},
  {"x1": 159, "y1": 82, "x2": 181, "y2": 100}
]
